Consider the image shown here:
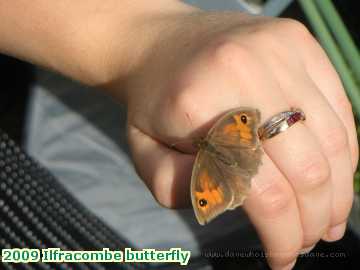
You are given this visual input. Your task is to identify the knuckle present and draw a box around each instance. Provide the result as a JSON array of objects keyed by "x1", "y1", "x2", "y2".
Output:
[
  {"x1": 342, "y1": 99, "x2": 354, "y2": 115},
  {"x1": 332, "y1": 193, "x2": 354, "y2": 226},
  {"x1": 294, "y1": 153, "x2": 330, "y2": 191},
  {"x1": 331, "y1": 94, "x2": 358, "y2": 171},
  {"x1": 255, "y1": 181, "x2": 294, "y2": 219},
  {"x1": 322, "y1": 125, "x2": 349, "y2": 157},
  {"x1": 335, "y1": 93, "x2": 353, "y2": 114},
  {"x1": 209, "y1": 38, "x2": 254, "y2": 71},
  {"x1": 351, "y1": 142, "x2": 359, "y2": 172},
  {"x1": 278, "y1": 18, "x2": 311, "y2": 38}
]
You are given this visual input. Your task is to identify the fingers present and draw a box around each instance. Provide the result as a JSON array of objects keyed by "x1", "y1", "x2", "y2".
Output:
[
  {"x1": 280, "y1": 75, "x2": 353, "y2": 242},
  {"x1": 203, "y1": 43, "x2": 333, "y2": 259},
  {"x1": 264, "y1": 18, "x2": 358, "y2": 172},
  {"x1": 254, "y1": 26, "x2": 355, "y2": 243},
  {"x1": 209, "y1": 46, "x2": 332, "y2": 265},
  {"x1": 262, "y1": 122, "x2": 332, "y2": 247},
  {"x1": 127, "y1": 124, "x2": 194, "y2": 208},
  {"x1": 234, "y1": 42, "x2": 333, "y2": 249},
  {"x1": 244, "y1": 154, "x2": 302, "y2": 269},
  {"x1": 296, "y1": 32, "x2": 359, "y2": 172}
]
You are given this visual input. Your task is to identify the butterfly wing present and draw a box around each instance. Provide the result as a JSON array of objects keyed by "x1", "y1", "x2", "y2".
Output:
[
  {"x1": 206, "y1": 107, "x2": 262, "y2": 212},
  {"x1": 191, "y1": 149, "x2": 234, "y2": 225},
  {"x1": 191, "y1": 107, "x2": 263, "y2": 225},
  {"x1": 208, "y1": 107, "x2": 263, "y2": 176},
  {"x1": 208, "y1": 107, "x2": 261, "y2": 148}
]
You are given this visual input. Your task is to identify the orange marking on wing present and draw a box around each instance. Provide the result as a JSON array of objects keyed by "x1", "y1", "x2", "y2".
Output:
[
  {"x1": 196, "y1": 171, "x2": 224, "y2": 212},
  {"x1": 200, "y1": 170, "x2": 216, "y2": 189},
  {"x1": 222, "y1": 114, "x2": 252, "y2": 141},
  {"x1": 223, "y1": 123, "x2": 239, "y2": 134}
]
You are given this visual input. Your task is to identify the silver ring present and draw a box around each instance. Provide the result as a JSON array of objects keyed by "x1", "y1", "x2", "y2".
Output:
[{"x1": 258, "y1": 108, "x2": 306, "y2": 141}]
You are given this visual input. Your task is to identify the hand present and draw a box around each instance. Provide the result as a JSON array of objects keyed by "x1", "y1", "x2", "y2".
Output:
[{"x1": 106, "y1": 5, "x2": 358, "y2": 270}]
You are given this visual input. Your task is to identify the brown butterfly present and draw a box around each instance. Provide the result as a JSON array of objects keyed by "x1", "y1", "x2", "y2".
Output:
[{"x1": 191, "y1": 107, "x2": 263, "y2": 225}]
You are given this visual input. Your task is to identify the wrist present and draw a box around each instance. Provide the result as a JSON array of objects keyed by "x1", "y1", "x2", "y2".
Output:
[
  {"x1": 68, "y1": 1, "x2": 199, "y2": 93},
  {"x1": 0, "y1": 0, "x2": 197, "y2": 93}
]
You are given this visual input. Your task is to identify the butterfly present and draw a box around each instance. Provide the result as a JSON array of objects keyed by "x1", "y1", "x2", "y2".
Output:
[{"x1": 191, "y1": 107, "x2": 263, "y2": 225}]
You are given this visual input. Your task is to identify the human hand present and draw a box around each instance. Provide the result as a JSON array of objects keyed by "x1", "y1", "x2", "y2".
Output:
[{"x1": 102, "y1": 4, "x2": 358, "y2": 270}]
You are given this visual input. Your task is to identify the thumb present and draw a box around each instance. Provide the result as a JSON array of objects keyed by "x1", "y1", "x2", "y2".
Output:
[{"x1": 127, "y1": 124, "x2": 195, "y2": 208}]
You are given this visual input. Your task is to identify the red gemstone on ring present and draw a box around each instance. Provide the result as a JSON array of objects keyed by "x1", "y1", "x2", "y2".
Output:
[{"x1": 287, "y1": 112, "x2": 302, "y2": 125}]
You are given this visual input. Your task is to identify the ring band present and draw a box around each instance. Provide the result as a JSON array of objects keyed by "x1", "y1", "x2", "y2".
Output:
[{"x1": 258, "y1": 108, "x2": 306, "y2": 141}]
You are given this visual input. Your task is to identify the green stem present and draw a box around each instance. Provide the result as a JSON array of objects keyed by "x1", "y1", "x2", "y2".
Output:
[
  {"x1": 298, "y1": 0, "x2": 360, "y2": 119},
  {"x1": 315, "y1": 0, "x2": 360, "y2": 83}
]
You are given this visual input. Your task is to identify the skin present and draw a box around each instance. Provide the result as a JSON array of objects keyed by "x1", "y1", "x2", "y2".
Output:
[{"x1": 1, "y1": 1, "x2": 358, "y2": 269}]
